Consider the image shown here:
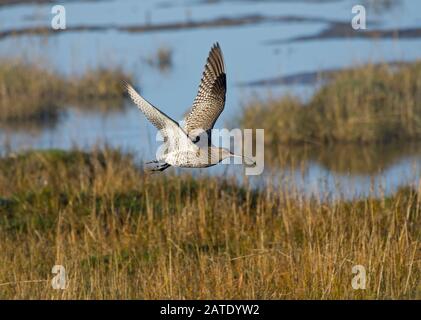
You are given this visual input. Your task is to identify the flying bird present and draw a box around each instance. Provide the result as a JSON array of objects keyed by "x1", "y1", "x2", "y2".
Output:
[{"x1": 124, "y1": 42, "x2": 253, "y2": 172}]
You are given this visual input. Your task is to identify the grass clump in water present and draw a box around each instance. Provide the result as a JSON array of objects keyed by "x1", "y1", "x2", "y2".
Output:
[
  {"x1": 239, "y1": 61, "x2": 421, "y2": 146},
  {"x1": 0, "y1": 59, "x2": 133, "y2": 123},
  {"x1": 145, "y1": 46, "x2": 173, "y2": 72}
]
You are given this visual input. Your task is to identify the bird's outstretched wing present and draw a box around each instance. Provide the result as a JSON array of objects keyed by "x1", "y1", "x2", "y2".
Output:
[
  {"x1": 124, "y1": 82, "x2": 196, "y2": 154},
  {"x1": 184, "y1": 42, "x2": 226, "y2": 141}
]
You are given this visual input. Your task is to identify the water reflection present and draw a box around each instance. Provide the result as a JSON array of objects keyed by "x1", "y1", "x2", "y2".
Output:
[
  {"x1": 0, "y1": 112, "x2": 62, "y2": 136},
  {"x1": 0, "y1": 100, "x2": 128, "y2": 137},
  {"x1": 269, "y1": 143, "x2": 421, "y2": 176}
]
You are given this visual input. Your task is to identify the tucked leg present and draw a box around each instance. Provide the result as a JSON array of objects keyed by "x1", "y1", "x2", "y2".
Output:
[
  {"x1": 146, "y1": 160, "x2": 159, "y2": 164},
  {"x1": 150, "y1": 163, "x2": 171, "y2": 173}
]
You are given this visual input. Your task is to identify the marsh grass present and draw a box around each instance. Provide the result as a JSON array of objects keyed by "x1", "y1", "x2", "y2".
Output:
[
  {"x1": 0, "y1": 148, "x2": 419, "y2": 299},
  {"x1": 0, "y1": 59, "x2": 132, "y2": 123},
  {"x1": 239, "y1": 61, "x2": 421, "y2": 146}
]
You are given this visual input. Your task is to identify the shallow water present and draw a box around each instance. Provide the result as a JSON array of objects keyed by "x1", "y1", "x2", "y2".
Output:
[{"x1": 0, "y1": 0, "x2": 420, "y2": 198}]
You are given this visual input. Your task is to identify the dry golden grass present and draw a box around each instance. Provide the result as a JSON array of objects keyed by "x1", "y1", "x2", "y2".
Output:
[{"x1": 0, "y1": 148, "x2": 419, "y2": 299}]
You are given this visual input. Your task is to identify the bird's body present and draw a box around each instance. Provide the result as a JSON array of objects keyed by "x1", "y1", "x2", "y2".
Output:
[
  {"x1": 125, "y1": 43, "x2": 250, "y2": 172},
  {"x1": 161, "y1": 147, "x2": 231, "y2": 168}
]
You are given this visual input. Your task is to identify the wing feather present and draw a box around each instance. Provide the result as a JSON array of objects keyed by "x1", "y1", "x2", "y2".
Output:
[
  {"x1": 184, "y1": 42, "x2": 226, "y2": 139},
  {"x1": 124, "y1": 82, "x2": 196, "y2": 154}
]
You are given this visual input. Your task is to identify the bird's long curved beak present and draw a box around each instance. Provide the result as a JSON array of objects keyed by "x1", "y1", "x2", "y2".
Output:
[
  {"x1": 244, "y1": 156, "x2": 256, "y2": 166},
  {"x1": 230, "y1": 154, "x2": 256, "y2": 166}
]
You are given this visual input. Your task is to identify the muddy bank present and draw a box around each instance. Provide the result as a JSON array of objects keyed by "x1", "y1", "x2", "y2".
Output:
[
  {"x1": 238, "y1": 61, "x2": 409, "y2": 87},
  {"x1": 0, "y1": 0, "x2": 103, "y2": 7},
  {"x1": 238, "y1": 69, "x2": 338, "y2": 87},
  {"x1": 0, "y1": 14, "x2": 347, "y2": 40},
  {"x1": 267, "y1": 23, "x2": 421, "y2": 44}
]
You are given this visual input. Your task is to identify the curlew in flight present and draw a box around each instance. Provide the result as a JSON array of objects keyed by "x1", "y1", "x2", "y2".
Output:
[{"x1": 124, "y1": 42, "x2": 254, "y2": 172}]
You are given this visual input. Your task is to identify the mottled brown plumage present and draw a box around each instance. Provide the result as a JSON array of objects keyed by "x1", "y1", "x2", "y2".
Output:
[{"x1": 184, "y1": 43, "x2": 226, "y2": 140}]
